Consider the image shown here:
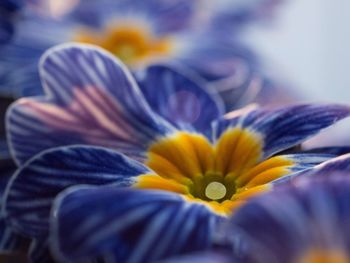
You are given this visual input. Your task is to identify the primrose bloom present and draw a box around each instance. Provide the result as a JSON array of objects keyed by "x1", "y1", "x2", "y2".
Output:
[
  {"x1": 0, "y1": 0, "x2": 259, "y2": 108},
  {"x1": 161, "y1": 155, "x2": 350, "y2": 263},
  {"x1": 3, "y1": 44, "x2": 350, "y2": 262}
]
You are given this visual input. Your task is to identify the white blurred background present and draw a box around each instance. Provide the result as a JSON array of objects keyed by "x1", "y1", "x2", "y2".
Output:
[
  {"x1": 245, "y1": 0, "x2": 350, "y2": 146},
  {"x1": 246, "y1": 0, "x2": 350, "y2": 103}
]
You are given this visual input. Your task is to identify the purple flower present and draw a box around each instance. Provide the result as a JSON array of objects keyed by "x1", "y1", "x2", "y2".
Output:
[{"x1": 2, "y1": 44, "x2": 350, "y2": 262}]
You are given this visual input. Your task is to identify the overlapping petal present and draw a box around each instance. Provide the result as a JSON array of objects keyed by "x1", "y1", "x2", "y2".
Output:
[
  {"x1": 4, "y1": 145, "x2": 151, "y2": 238},
  {"x1": 234, "y1": 153, "x2": 337, "y2": 188},
  {"x1": 226, "y1": 175, "x2": 350, "y2": 263},
  {"x1": 7, "y1": 44, "x2": 176, "y2": 165},
  {"x1": 136, "y1": 65, "x2": 224, "y2": 136},
  {"x1": 51, "y1": 186, "x2": 223, "y2": 263},
  {"x1": 213, "y1": 104, "x2": 350, "y2": 161},
  {"x1": 279, "y1": 153, "x2": 350, "y2": 184}
]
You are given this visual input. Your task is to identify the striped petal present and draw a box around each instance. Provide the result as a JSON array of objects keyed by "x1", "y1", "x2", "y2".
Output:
[
  {"x1": 4, "y1": 145, "x2": 151, "y2": 238},
  {"x1": 213, "y1": 104, "x2": 350, "y2": 161},
  {"x1": 298, "y1": 146, "x2": 350, "y2": 156},
  {"x1": 51, "y1": 186, "x2": 223, "y2": 263},
  {"x1": 7, "y1": 43, "x2": 175, "y2": 165},
  {"x1": 0, "y1": 218, "x2": 26, "y2": 252},
  {"x1": 226, "y1": 176, "x2": 350, "y2": 263},
  {"x1": 297, "y1": 153, "x2": 350, "y2": 179},
  {"x1": 136, "y1": 65, "x2": 224, "y2": 136},
  {"x1": 235, "y1": 153, "x2": 337, "y2": 188}
]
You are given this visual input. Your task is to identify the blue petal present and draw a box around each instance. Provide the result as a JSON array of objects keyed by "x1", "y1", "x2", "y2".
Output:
[
  {"x1": 302, "y1": 146, "x2": 350, "y2": 156},
  {"x1": 160, "y1": 251, "x2": 234, "y2": 263},
  {"x1": 71, "y1": 0, "x2": 196, "y2": 34},
  {"x1": 136, "y1": 65, "x2": 224, "y2": 136},
  {"x1": 51, "y1": 186, "x2": 223, "y2": 263},
  {"x1": 300, "y1": 153, "x2": 350, "y2": 178},
  {"x1": 227, "y1": 176, "x2": 350, "y2": 263},
  {"x1": 278, "y1": 153, "x2": 339, "y2": 173},
  {"x1": 7, "y1": 43, "x2": 175, "y2": 165},
  {"x1": 4, "y1": 145, "x2": 151, "y2": 238},
  {"x1": 29, "y1": 238, "x2": 55, "y2": 263},
  {"x1": 207, "y1": 0, "x2": 282, "y2": 34},
  {"x1": 0, "y1": 14, "x2": 72, "y2": 97},
  {"x1": 175, "y1": 35, "x2": 258, "y2": 111},
  {"x1": 0, "y1": 0, "x2": 23, "y2": 44},
  {"x1": 0, "y1": 0, "x2": 22, "y2": 13},
  {"x1": 0, "y1": 217, "x2": 26, "y2": 252},
  {"x1": 213, "y1": 104, "x2": 350, "y2": 160}
]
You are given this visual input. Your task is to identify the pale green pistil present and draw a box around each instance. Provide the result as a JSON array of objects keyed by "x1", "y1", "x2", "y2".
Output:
[{"x1": 205, "y1": 182, "x2": 227, "y2": 200}]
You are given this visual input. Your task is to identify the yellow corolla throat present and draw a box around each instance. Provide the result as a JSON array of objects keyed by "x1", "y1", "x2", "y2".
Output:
[
  {"x1": 134, "y1": 129, "x2": 295, "y2": 216},
  {"x1": 74, "y1": 24, "x2": 173, "y2": 67},
  {"x1": 296, "y1": 249, "x2": 349, "y2": 263}
]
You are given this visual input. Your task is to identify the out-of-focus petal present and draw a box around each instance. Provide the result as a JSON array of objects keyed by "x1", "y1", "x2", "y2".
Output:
[
  {"x1": 226, "y1": 175, "x2": 350, "y2": 263},
  {"x1": 29, "y1": 238, "x2": 54, "y2": 263},
  {"x1": 136, "y1": 65, "x2": 224, "y2": 137},
  {"x1": 71, "y1": 0, "x2": 197, "y2": 34},
  {"x1": 159, "y1": 250, "x2": 234, "y2": 263},
  {"x1": 0, "y1": 0, "x2": 23, "y2": 44}
]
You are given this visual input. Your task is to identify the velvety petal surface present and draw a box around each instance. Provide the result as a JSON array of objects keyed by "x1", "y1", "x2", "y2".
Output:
[
  {"x1": 213, "y1": 104, "x2": 350, "y2": 161},
  {"x1": 4, "y1": 145, "x2": 151, "y2": 238},
  {"x1": 51, "y1": 186, "x2": 223, "y2": 263},
  {"x1": 226, "y1": 176, "x2": 350, "y2": 263},
  {"x1": 136, "y1": 65, "x2": 224, "y2": 136},
  {"x1": 7, "y1": 44, "x2": 175, "y2": 165}
]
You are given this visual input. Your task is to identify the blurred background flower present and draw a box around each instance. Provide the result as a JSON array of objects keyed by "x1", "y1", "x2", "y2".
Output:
[
  {"x1": 0, "y1": 0, "x2": 290, "y2": 108},
  {"x1": 0, "y1": 0, "x2": 23, "y2": 45},
  {"x1": 0, "y1": 0, "x2": 293, "y2": 185}
]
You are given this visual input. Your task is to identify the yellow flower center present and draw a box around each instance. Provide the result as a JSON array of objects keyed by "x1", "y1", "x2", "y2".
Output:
[
  {"x1": 134, "y1": 129, "x2": 296, "y2": 216},
  {"x1": 74, "y1": 23, "x2": 173, "y2": 67},
  {"x1": 296, "y1": 249, "x2": 349, "y2": 263}
]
